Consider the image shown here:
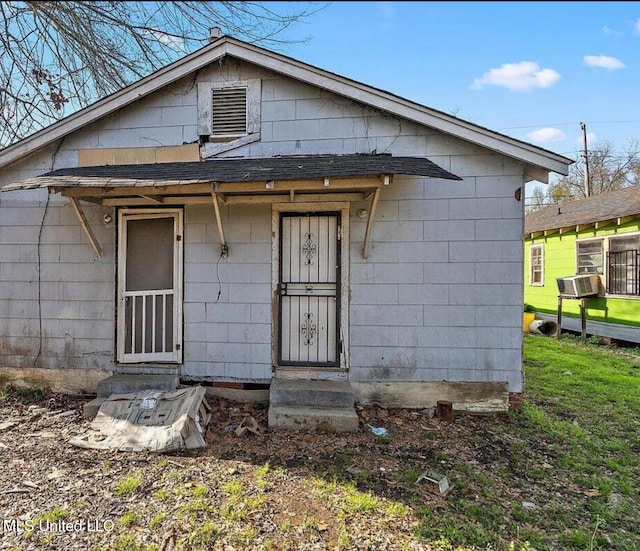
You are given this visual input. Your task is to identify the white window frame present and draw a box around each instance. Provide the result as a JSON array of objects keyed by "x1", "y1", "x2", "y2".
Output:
[
  {"x1": 198, "y1": 78, "x2": 261, "y2": 157},
  {"x1": 529, "y1": 243, "x2": 544, "y2": 286},
  {"x1": 576, "y1": 238, "x2": 604, "y2": 275}
]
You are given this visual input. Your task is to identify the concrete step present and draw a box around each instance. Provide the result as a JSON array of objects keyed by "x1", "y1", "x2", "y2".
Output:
[
  {"x1": 96, "y1": 373, "x2": 179, "y2": 398},
  {"x1": 268, "y1": 405, "x2": 359, "y2": 433},
  {"x1": 269, "y1": 379, "x2": 354, "y2": 408}
]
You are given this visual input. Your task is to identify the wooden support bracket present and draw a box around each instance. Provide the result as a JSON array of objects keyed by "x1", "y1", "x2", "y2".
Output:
[
  {"x1": 362, "y1": 187, "x2": 380, "y2": 260},
  {"x1": 69, "y1": 197, "x2": 102, "y2": 259},
  {"x1": 210, "y1": 189, "x2": 228, "y2": 258}
]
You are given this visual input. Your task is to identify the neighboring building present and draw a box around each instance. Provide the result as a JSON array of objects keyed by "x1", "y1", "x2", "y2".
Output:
[
  {"x1": 525, "y1": 186, "x2": 640, "y2": 343},
  {"x1": 0, "y1": 36, "x2": 571, "y2": 414}
]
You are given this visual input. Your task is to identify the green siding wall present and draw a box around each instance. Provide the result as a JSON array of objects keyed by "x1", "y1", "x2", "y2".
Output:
[{"x1": 524, "y1": 221, "x2": 640, "y2": 327}]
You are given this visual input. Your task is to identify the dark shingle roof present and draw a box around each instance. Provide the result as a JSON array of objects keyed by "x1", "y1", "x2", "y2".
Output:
[
  {"x1": 42, "y1": 154, "x2": 461, "y2": 184},
  {"x1": 525, "y1": 185, "x2": 640, "y2": 234}
]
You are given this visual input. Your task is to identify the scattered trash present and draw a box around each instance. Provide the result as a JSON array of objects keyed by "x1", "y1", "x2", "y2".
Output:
[
  {"x1": 224, "y1": 424, "x2": 238, "y2": 432},
  {"x1": 365, "y1": 424, "x2": 389, "y2": 437},
  {"x1": 608, "y1": 492, "x2": 622, "y2": 510},
  {"x1": 562, "y1": 371, "x2": 573, "y2": 376},
  {"x1": 235, "y1": 416, "x2": 262, "y2": 437},
  {"x1": 529, "y1": 320, "x2": 558, "y2": 337},
  {"x1": 521, "y1": 501, "x2": 537, "y2": 510},
  {"x1": 346, "y1": 466, "x2": 365, "y2": 477},
  {"x1": 415, "y1": 469, "x2": 452, "y2": 496},
  {"x1": 69, "y1": 386, "x2": 211, "y2": 452},
  {"x1": 436, "y1": 400, "x2": 454, "y2": 422}
]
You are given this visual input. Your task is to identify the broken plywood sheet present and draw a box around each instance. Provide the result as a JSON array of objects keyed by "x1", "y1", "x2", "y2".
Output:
[{"x1": 70, "y1": 386, "x2": 211, "y2": 453}]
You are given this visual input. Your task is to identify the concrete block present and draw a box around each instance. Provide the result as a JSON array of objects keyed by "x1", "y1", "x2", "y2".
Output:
[
  {"x1": 449, "y1": 241, "x2": 502, "y2": 263},
  {"x1": 96, "y1": 373, "x2": 179, "y2": 398},
  {"x1": 424, "y1": 263, "x2": 475, "y2": 284},
  {"x1": 262, "y1": 100, "x2": 296, "y2": 122},
  {"x1": 424, "y1": 220, "x2": 475, "y2": 242},
  {"x1": 373, "y1": 263, "x2": 423, "y2": 284},
  {"x1": 350, "y1": 284, "x2": 398, "y2": 305},
  {"x1": 398, "y1": 284, "x2": 450, "y2": 305},
  {"x1": 160, "y1": 105, "x2": 197, "y2": 127},
  {"x1": 270, "y1": 379, "x2": 355, "y2": 408},
  {"x1": 205, "y1": 303, "x2": 251, "y2": 323},
  {"x1": 398, "y1": 199, "x2": 450, "y2": 221},
  {"x1": 449, "y1": 198, "x2": 503, "y2": 220},
  {"x1": 424, "y1": 305, "x2": 476, "y2": 327},
  {"x1": 250, "y1": 343, "x2": 271, "y2": 363},
  {"x1": 206, "y1": 342, "x2": 252, "y2": 363},
  {"x1": 185, "y1": 322, "x2": 228, "y2": 343},
  {"x1": 351, "y1": 325, "x2": 399, "y2": 347},
  {"x1": 268, "y1": 405, "x2": 359, "y2": 433},
  {"x1": 476, "y1": 219, "x2": 523, "y2": 241},
  {"x1": 250, "y1": 303, "x2": 271, "y2": 324},
  {"x1": 228, "y1": 283, "x2": 271, "y2": 303},
  {"x1": 351, "y1": 305, "x2": 423, "y2": 326},
  {"x1": 475, "y1": 262, "x2": 522, "y2": 284}
]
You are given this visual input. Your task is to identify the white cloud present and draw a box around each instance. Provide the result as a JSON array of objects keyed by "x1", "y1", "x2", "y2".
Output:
[
  {"x1": 602, "y1": 25, "x2": 622, "y2": 36},
  {"x1": 575, "y1": 132, "x2": 597, "y2": 147},
  {"x1": 471, "y1": 61, "x2": 561, "y2": 91},
  {"x1": 635, "y1": 18, "x2": 640, "y2": 34},
  {"x1": 583, "y1": 54, "x2": 625, "y2": 70},
  {"x1": 144, "y1": 29, "x2": 186, "y2": 52},
  {"x1": 527, "y1": 127, "x2": 566, "y2": 143}
]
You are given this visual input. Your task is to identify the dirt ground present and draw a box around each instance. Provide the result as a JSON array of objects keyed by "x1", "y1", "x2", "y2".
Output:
[{"x1": 0, "y1": 390, "x2": 568, "y2": 551}]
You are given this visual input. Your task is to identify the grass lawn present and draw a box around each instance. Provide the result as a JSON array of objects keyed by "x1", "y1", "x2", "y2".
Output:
[
  {"x1": 1, "y1": 335, "x2": 638, "y2": 550},
  {"x1": 412, "y1": 334, "x2": 640, "y2": 551}
]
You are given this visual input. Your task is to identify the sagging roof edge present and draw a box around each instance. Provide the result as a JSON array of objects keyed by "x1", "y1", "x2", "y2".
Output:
[
  {"x1": 0, "y1": 36, "x2": 572, "y2": 177},
  {"x1": 1, "y1": 154, "x2": 462, "y2": 192}
]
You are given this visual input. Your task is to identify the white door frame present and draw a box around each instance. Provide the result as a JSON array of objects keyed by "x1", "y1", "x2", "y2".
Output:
[
  {"x1": 117, "y1": 208, "x2": 183, "y2": 364},
  {"x1": 272, "y1": 202, "x2": 350, "y2": 378}
]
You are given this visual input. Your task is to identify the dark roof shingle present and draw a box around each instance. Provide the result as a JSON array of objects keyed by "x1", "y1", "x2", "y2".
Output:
[
  {"x1": 525, "y1": 185, "x2": 640, "y2": 234},
  {"x1": 43, "y1": 153, "x2": 462, "y2": 183}
]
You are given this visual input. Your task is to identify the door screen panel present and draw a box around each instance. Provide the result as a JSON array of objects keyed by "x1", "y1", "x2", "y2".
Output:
[{"x1": 118, "y1": 213, "x2": 181, "y2": 363}]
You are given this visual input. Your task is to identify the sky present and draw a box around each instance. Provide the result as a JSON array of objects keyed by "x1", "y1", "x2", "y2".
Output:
[{"x1": 269, "y1": 1, "x2": 640, "y2": 198}]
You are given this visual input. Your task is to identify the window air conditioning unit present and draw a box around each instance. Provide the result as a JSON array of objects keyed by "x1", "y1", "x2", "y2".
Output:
[{"x1": 556, "y1": 274, "x2": 601, "y2": 297}]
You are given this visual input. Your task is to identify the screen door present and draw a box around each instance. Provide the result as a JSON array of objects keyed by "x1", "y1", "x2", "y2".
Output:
[
  {"x1": 278, "y1": 213, "x2": 340, "y2": 367},
  {"x1": 117, "y1": 210, "x2": 182, "y2": 363}
]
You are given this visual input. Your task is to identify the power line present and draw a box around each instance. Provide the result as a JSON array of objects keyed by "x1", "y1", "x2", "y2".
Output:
[{"x1": 498, "y1": 120, "x2": 640, "y2": 131}]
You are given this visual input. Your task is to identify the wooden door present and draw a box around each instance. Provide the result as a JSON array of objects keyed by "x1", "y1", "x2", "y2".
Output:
[{"x1": 278, "y1": 213, "x2": 340, "y2": 366}]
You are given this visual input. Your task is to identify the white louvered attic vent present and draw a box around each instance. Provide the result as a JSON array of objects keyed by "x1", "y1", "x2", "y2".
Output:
[{"x1": 211, "y1": 87, "x2": 247, "y2": 136}]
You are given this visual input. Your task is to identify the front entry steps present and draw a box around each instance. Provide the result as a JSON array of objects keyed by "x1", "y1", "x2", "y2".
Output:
[
  {"x1": 268, "y1": 379, "x2": 359, "y2": 433},
  {"x1": 83, "y1": 373, "x2": 180, "y2": 419}
]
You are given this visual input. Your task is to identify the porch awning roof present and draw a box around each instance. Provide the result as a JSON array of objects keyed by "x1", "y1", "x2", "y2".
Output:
[
  {"x1": 2, "y1": 154, "x2": 461, "y2": 260},
  {"x1": 3, "y1": 153, "x2": 461, "y2": 193}
]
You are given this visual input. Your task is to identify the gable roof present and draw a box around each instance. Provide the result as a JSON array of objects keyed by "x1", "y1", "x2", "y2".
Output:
[
  {"x1": 0, "y1": 36, "x2": 572, "y2": 179},
  {"x1": 525, "y1": 185, "x2": 640, "y2": 235}
]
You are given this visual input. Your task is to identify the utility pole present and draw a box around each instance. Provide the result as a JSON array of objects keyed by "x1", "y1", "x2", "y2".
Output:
[{"x1": 581, "y1": 122, "x2": 590, "y2": 197}]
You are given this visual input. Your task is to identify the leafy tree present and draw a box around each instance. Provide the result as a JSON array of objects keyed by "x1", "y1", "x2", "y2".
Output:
[
  {"x1": 0, "y1": 1, "x2": 322, "y2": 146},
  {"x1": 526, "y1": 140, "x2": 640, "y2": 212}
]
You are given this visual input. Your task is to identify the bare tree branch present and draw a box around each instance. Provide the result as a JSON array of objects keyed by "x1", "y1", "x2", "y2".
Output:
[
  {"x1": 0, "y1": 1, "x2": 325, "y2": 147},
  {"x1": 526, "y1": 140, "x2": 640, "y2": 212}
]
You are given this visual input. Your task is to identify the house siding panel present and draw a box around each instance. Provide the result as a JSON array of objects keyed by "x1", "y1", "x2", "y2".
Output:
[{"x1": 0, "y1": 56, "x2": 530, "y2": 396}]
